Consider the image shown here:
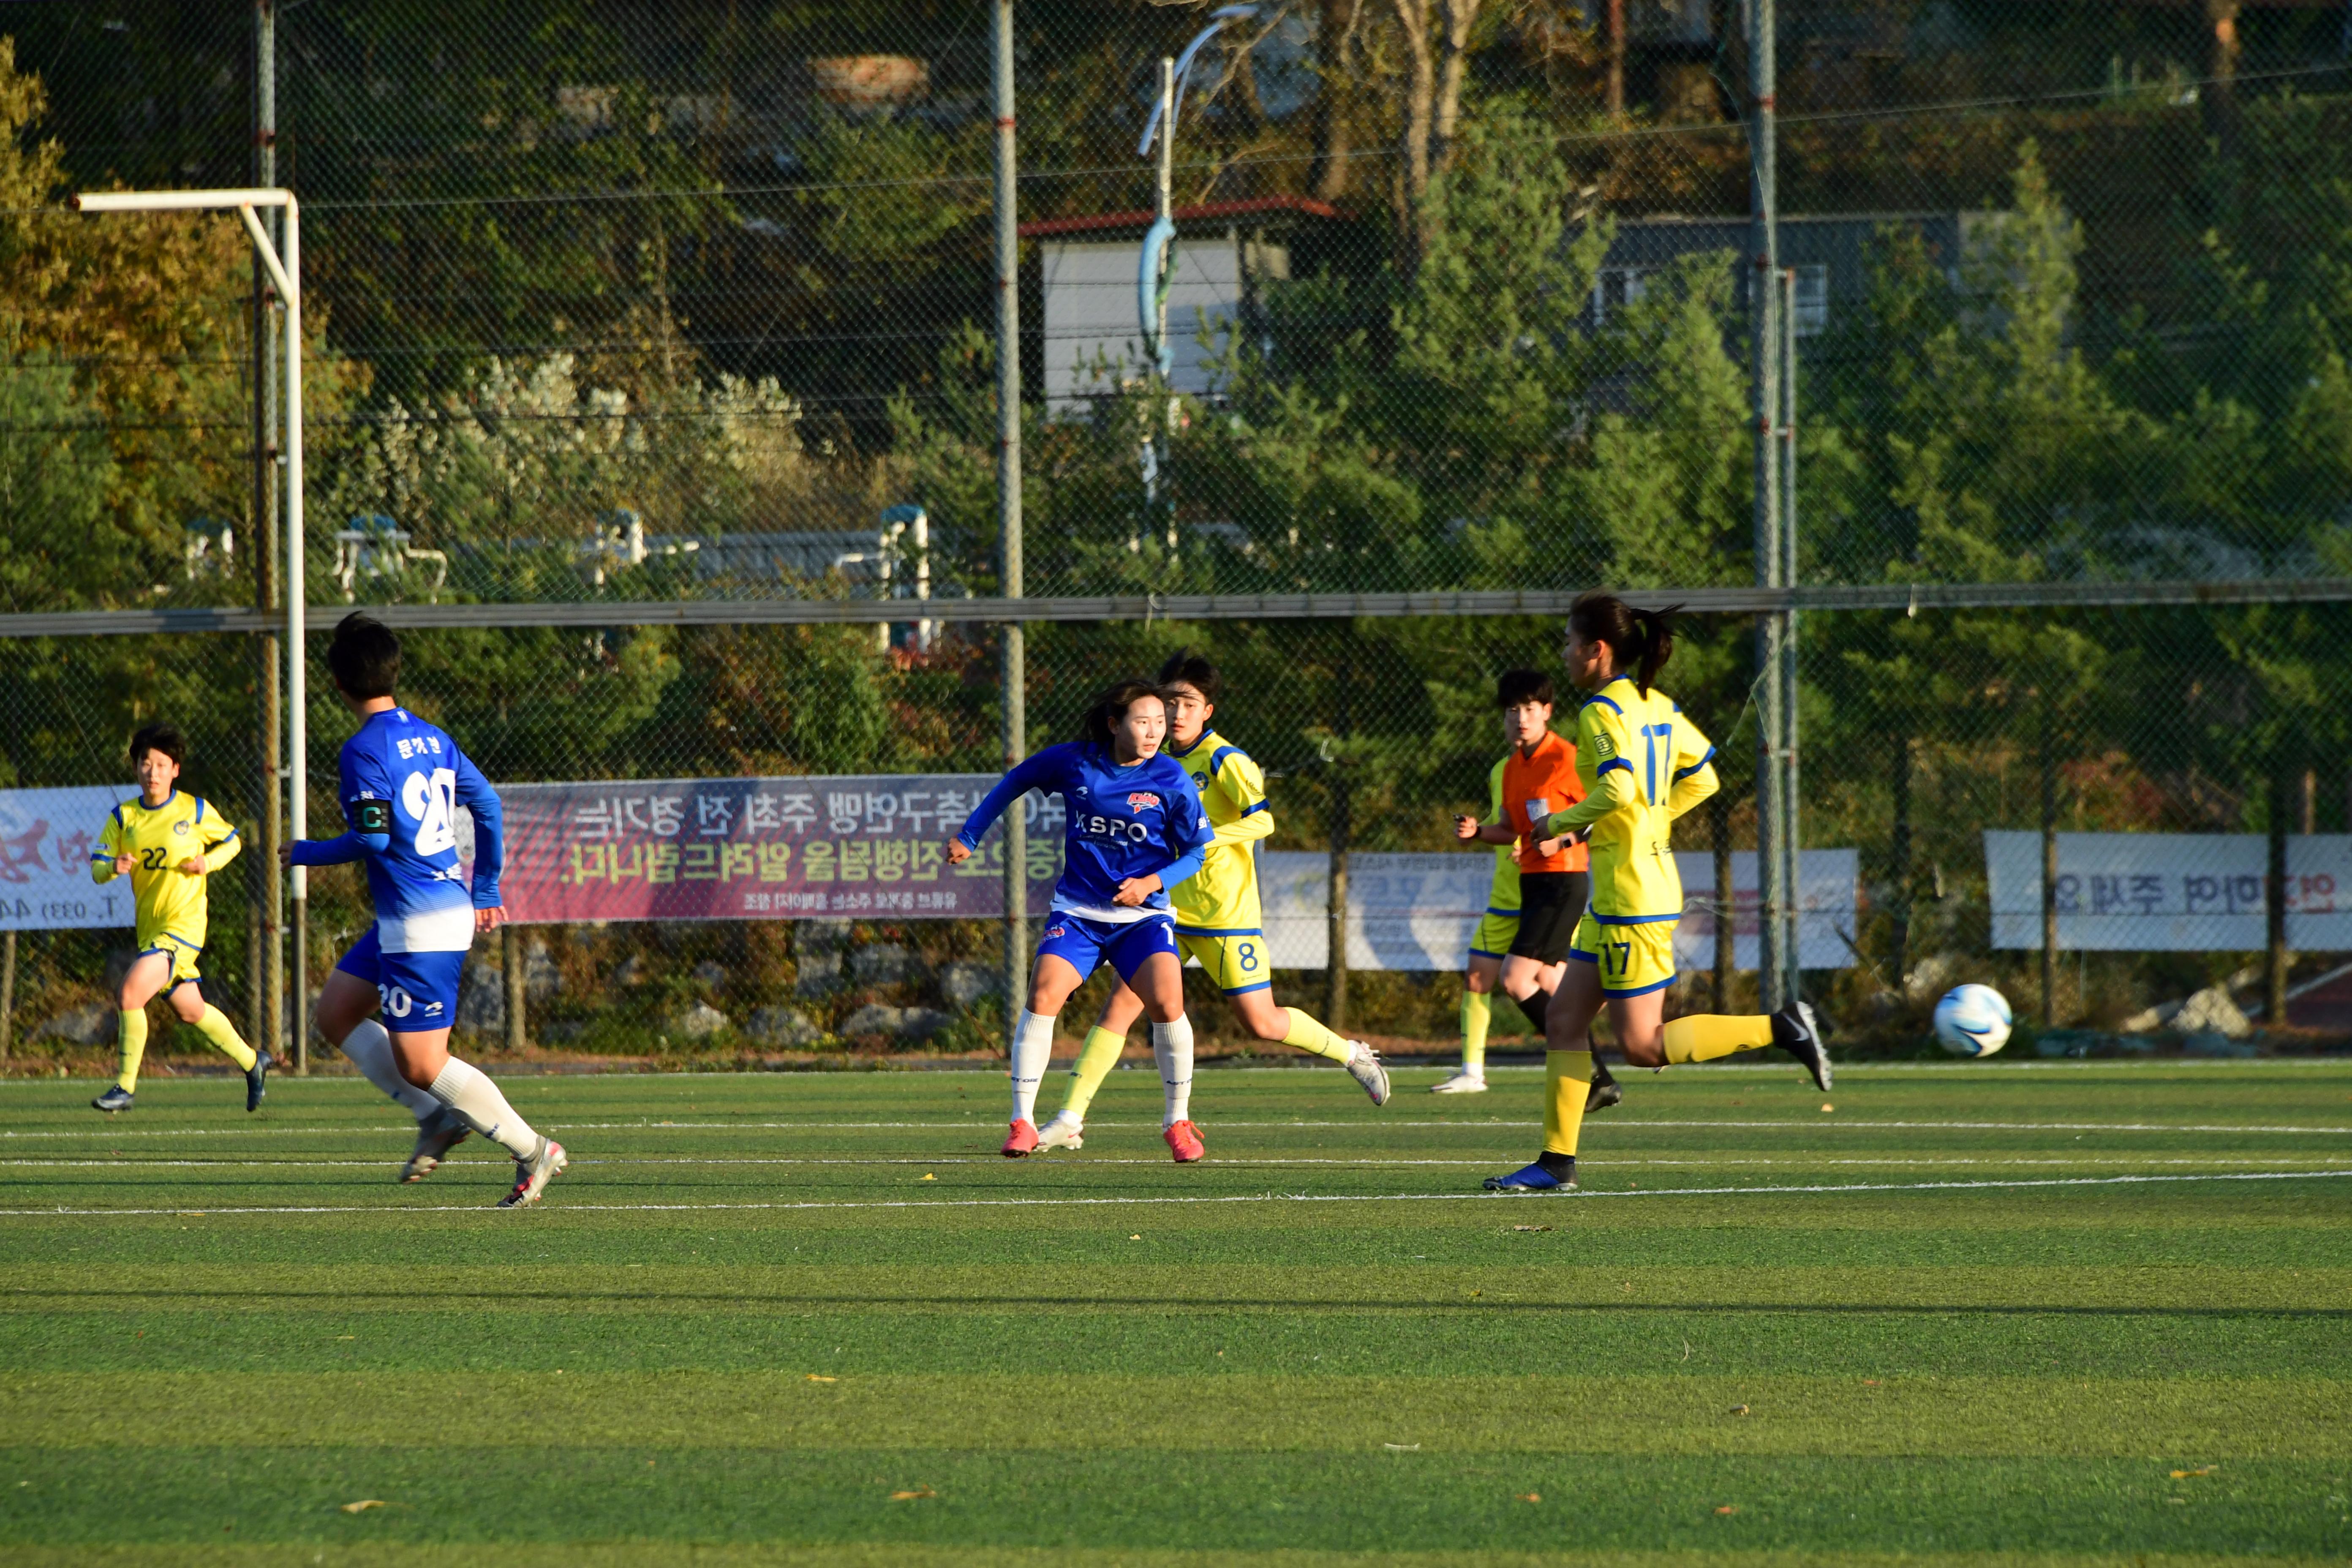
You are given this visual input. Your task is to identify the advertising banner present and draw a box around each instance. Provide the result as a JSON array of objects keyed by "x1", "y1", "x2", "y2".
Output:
[
  {"x1": 1259, "y1": 849, "x2": 1859, "y2": 972},
  {"x1": 498, "y1": 776, "x2": 1062, "y2": 923},
  {"x1": 1984, "y1": 831, "x2": 2352, "y2": 951},
  {"x1": 0, "y1": 785, "x2": 140, "y2": 931}
]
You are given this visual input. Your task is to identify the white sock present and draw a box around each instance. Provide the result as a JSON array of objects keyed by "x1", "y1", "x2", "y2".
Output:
[
  {"x1": 1009, "y1": 1009, "x2": 1054, "y2": 1125},
  {"x1": 427, "y1": 1057, "x2": 542, "y2": 1161},
  {"x1": 338, "y1": 1019, "x2": 439, "y2": 1122},
  {"x1": 1152, "y1": 1015, "x2": 1194, "y2": 1127}
]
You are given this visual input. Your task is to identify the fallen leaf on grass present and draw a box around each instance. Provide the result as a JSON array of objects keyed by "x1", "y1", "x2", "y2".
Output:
[
  {"x1": 1862, "y1": 1379, "x2": 1881, "y2": 1386},
  {"x1": 1510, "y1": 1225, "x2": 1551, "y2": 1233},
  {"x1": 806, "y1": 1375, "x2": 837, "y2": 1383},
  {"x1": 1716, "y1": 1505, "x2": 1739, "y2": 1516},
  {"x1": 920, "y1": 1174, "x2": 936, "y2": 1181},
  {"x1": 2170, "y1": 1467, "x2": 2216, "y2": 1478},
  {"x1": 1518, "y1": 1493, "x2": 1541, "y2": 1504},
  {"x1": 1729, "y1": 1405, "x2": 1750, "y2": 1416},
  {"x1": 889, "y1": 1488, "x2": 936, "y2": 1501},
  {"x1": 1821, "y1": 1102, "x2": 1835, "y2": 1113},
  {"x1": 1383, "y1": 1443, "x2": 1420, "y2": 1451},
  {"x1": 340, "y1": 1500, "x2": 386, "y2": 1514}
]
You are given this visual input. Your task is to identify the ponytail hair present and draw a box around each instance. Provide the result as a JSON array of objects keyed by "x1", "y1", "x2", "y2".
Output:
[
  {"x1": 1079, "y1": 678, "x2": 1169, "y2": 750},
  {"x1": 1568, "y1": 591, "x2": 1682, "y2": 697}
]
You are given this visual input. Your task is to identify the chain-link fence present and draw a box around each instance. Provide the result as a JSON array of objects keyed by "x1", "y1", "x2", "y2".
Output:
[{"x1": 3, "y1": 2, "x2": 2352, "y2": 1067}]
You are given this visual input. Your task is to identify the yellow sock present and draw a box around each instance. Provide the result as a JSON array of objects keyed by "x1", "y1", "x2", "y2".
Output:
[
  {"x1": 192, "y1": 1004, "x2": 258, "y2": 1072},
  {"x1": 1060, "y1": 1025, "x2": 1126, "y2": 1119},
  {"x1": 1460, "y1": 991, "x2": 1492, "y2": 1075},
  {"x1": 114, "y1": 1009, "x2": 147, "y2": 1093},
  {"x1": 1661, "y1": 1013, "x2": 1777, "y2": 1065},
  {"x1": 1544, "y1": 1050, "x2": 1591, "y2": 1156},
  {"x1": 1278, "y1": 1007, "x2": 1353, "y2": 1063}
]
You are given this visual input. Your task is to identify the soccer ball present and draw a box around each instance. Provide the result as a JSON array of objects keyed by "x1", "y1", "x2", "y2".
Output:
[{"x1": 1933, "y1": 983, "x2": 2012, "y2": 1057}]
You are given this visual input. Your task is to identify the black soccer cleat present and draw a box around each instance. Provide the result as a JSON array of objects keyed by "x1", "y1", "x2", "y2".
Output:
[
  {"x1": 91, "y1": 1085, "x2": 134, "y2": 1113},
  {"x1": 1585, "y1": 1055, "x2": 1623, "y2": 1113},
  {"x1": 1772, "y1": 1000, "x2": 1832, "y2": 1092},
  {"x1": 245, "y1": 1047, "x2": 274, "y2": 1113}
]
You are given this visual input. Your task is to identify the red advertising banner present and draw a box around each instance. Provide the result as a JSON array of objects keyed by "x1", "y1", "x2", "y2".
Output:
[{"x1": 494, "y1": 775, "x2": 1063, "y2": 923}]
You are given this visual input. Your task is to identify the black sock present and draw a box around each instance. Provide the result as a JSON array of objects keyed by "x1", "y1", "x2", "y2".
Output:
[
  {"x1": 1536, "y1": 1150, "x2": 1576, "y2": 1178},
  {"x1": 1588, "y1": 1045, "x2": 1617, "y2": 1088},
  {"x1": 1515, "y1": 986, "x2": 1549, "y2": 1035}
]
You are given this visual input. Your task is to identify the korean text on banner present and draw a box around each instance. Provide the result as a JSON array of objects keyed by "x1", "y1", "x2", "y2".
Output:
[
  {"x1": 498, "y1": 776, "x2": 1063, "y2": 923},
  {"x1": 1258, "y1": 849, "x2": 1858, "y2": 972},
  {"x1": 0, "y1": 786, "x2": 139, "y2": 930},
  {"x1": 1984, "y1": 830, "x2": 2352, "y2": 951}
]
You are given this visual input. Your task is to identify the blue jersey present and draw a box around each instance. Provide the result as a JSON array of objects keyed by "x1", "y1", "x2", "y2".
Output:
[
  {"x1": 956, "y1": 741, "x2": 1211, "y2": 923},
  {"x1": 292, "y1": 706, "x2": 505, "y2": 954}
]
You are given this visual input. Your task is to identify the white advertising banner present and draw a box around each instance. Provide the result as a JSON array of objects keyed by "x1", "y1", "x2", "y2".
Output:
[
  {"x1": 0, "y1": 785, "x2": 140, "y2": 930},
  {"x1": 1984, "y1": 830, "x2": 2352, "y2": 951},
  {"x1": 1258, "y1": 848, "x2": 1859, "y2": 972}
]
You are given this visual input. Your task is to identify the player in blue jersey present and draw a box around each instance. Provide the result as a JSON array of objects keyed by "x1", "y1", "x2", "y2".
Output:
[
  {"x1": 948, "y1": 678, "x2": 1215, "y2": 1162},
  {"x1": 286, "y1": 614, "x2": 568, "y2": 1206}
]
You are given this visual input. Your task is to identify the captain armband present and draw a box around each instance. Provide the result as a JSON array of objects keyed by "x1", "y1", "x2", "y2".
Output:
[{"x1": 349, "y1": 798, "x2": 392, "y2": 834}]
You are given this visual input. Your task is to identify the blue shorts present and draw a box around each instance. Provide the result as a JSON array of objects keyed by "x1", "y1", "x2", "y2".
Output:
[
  {"x1": 336, "y1": 928, "x2": 468, "y2": 1031},
  {"x1": 1036, "y1": 913, "x2": 1179, "y2": 986}
]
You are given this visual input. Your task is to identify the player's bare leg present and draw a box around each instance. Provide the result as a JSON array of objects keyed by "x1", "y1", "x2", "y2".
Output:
[{"x1": 93, "y1": 952, "x2": 172, "y2": 1111}]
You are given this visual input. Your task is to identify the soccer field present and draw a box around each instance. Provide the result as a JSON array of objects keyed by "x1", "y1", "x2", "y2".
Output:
[{"x1": 0, "y1": 1058, "x2": 2346, "y2": 1568}]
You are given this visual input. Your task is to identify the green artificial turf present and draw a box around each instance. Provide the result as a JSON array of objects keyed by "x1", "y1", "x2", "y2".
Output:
[{"x1": 0, "y1": 1057, "x2": 2346, "y2": 1566}]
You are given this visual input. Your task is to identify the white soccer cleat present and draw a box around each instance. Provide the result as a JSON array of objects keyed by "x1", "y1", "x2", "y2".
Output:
[
  {"x1": 498, "y1": 1138, "x2": 568, "y2": 1208},
  {"x1": 400, "y1": 1106, "x2": 472, "y2": 1183},
  {"x1": 1033, "y1": 1110, "x2": 1086, "y2": 1152},
  {"x1": 1345, "y1": 1042, "x2": 1393, "y2": 1106},
  {"x1": 1430, "y1": 1070, "x2": 1488, "y2": 1094}
]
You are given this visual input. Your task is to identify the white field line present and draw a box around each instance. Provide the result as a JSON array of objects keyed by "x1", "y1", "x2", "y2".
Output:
[
  {"x1": 8, "y1": 1154, "x2": 2352, "y2": 1172},
  {"x1": 13, "y1": 1058, "x2": 2343, "y2": 1086},
  {"x1": 5, "y1": 1117, "x2": 2351, "y2": 1141},
  {"x1": 2, "y1": 1167, "x2": 2347, "y2": 1217}
]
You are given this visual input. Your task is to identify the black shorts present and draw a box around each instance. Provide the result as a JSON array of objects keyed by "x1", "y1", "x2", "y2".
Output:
[{"x1": 1508, "y1": 871, "x2": 1588, "y2": 964}]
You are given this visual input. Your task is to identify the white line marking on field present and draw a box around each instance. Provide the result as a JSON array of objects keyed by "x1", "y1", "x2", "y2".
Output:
[
  {"x1": 2, "y1": 1167, "x2": 2345, "y2": 1217},
  {"x1": 8, "y1": 1154, "x2": 2350, "y2": 1173},
  {"x1": 6, "y1": 1117, "x2": 2351, "y2": 1141}
]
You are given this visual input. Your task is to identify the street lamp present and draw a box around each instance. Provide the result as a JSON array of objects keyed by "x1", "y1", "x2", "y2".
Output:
[
  {"x1": 76, "y1": 187, "x2": 311, "y2": 1065},
  {"x1": 1135, "y1": 5, "x2": 1255, "y2": 376}
]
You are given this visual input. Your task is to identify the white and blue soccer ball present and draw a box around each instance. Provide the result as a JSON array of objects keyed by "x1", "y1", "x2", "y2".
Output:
[{"x1": 1933, "y1": 983, "x2": 2012, "y2": 1057}]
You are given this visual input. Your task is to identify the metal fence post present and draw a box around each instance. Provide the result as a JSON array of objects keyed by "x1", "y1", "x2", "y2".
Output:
[
  {"x1": 1780, "y1": 264, "x2": 1802, "y2": 1007},
  {"x1": 994, "y1": 0, "x2": 1027, "y2": 1023},
  {"x1": 1747, "y1": 0, "x2": 1783, "y2": 1013},
  {"x1": 252, "y1": 0, "x2": 284, "y2": 1064}
]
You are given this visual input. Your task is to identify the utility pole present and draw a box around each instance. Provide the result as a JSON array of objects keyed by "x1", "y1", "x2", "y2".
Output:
[
  {"x1": 1747, "y1": 0, "x2": 1783, "y2": 1011},
  {"x1": 993, "y1": 0, "x2": 1028, "y2": 1021},
  {"x1": 251, "y1": 0, "x2": 285, "y2": 1067}
]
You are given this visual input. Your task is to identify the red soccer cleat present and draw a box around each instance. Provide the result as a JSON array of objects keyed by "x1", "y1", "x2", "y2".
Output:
[
  {"x1": 1163, "y1": 1119, "x2": 1206, "y2": 1163},
  {"x1": 1002, "y1": 1118, "x2": 1040, "y2": 1157}
]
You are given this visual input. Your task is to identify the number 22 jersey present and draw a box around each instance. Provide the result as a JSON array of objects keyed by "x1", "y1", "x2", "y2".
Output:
[{"x1": 331, "y1": 706, "x2": 506, "y2": 953}]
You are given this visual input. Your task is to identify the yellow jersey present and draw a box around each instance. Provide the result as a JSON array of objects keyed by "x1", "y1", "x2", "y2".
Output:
[
  {"x1": 1483, "y1": 757, "x2": 1521, "y2": 914},
  {"x1": 1165, "y1": 727, "x2": 1274, "y2": 932},
  {"x1": 92, "y1": 790, "x2": 242, "y2": 947},
  {"x1": 1544, "y1": 675, "x2": 1717, "y2": 921}
]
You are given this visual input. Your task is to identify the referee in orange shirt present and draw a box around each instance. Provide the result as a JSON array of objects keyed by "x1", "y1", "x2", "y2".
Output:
[{"x1": 1454, "y1": 668, "x2": 1621, "y2": 1108}]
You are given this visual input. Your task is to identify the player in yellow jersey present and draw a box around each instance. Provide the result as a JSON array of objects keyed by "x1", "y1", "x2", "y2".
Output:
[
  {"x1": 1435, "y1": 670, "x2": 1622, "y2": 1111},
  {"x1": 87, "y1": 724, "x2": 272, "y2": 1114},
  {"x1": 1032, "y1": 652, "x2": 1391, "y2": 1151},
  {"x1": 1484, "y1": 594, "x2": 1828, "y2": 1192}
]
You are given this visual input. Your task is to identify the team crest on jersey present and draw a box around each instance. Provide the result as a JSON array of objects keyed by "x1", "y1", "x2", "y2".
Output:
[
  {"x1": 172, "y1": 821, "x2": 189, "y2": 836},
  {"x1": 1592, "y1": 732, "x2": 1615, "y2": 759},
  {"x1": 1127, "y1": 792, "x2": 1162, "y2": 812}
]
